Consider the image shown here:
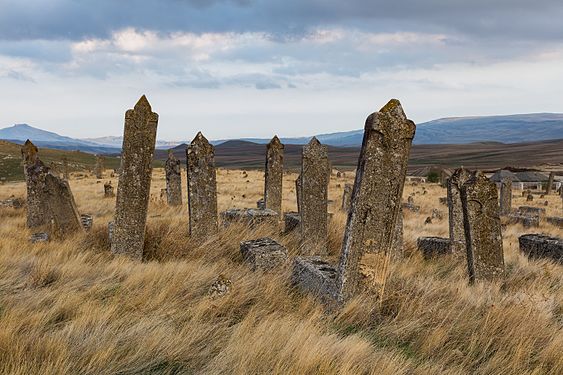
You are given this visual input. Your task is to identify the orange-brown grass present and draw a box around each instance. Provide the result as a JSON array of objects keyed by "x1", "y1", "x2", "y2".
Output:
[{"x1": 0, "y1": 169, "x2": 562, "y2": 374}]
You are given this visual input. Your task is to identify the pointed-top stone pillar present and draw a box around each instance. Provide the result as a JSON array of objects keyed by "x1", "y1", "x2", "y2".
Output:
[
  {"x1": 461, "y1": 171, "x2": 504, "y2": 282},
  {"x1": 21, "y1": 140, "x2": 50, "y2": 228},
  {"x1": 336, "y1": 99, "x2": 415, "y2": 302},
  {"x1": 299, "y1": 137, "x2": 329, "y2": 255},
  {"x1": 111, "y1": 95, "x2": 159, "y2": 260},
  {"x1": 447, "y1": 168, "x2": 472, "y2": 253},
  {"x1": 264, "y1": 135, "x2": 284, "y2": 218},
  {"x1": 187, "y1": 132, "x2": 218, "y2": 239},
  {"x1": 165, "y1": 150, "x2": 182, "y2": 206}
]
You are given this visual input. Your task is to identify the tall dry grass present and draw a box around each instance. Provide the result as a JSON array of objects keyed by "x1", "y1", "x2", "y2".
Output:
[{"x1": 0, "y1": 169, "x2": 562, "y2": 374}]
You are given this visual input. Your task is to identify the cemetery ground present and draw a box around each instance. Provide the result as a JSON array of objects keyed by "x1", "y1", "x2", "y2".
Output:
[{"x1": 1, "y1": 169, "x2": 562, "y2": 374}]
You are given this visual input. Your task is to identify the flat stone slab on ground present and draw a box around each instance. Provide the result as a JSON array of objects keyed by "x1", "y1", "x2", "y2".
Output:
[
  {"x1": 222, "y1": 208, "x2": 278, "y2": 227},
  {"x1": 506, "y1": 214, "x2": 540, "y2": 228},
  {"x1": 519, "y1": 234, "x2": 563, "y2": 263},
  {"x1": 30, "y1": 232, "x2": 49, "y2": 243},
  {"x1": 417, "y1": 236, "x2": 452, "y2": 259},
  {"x1": 240, "y1": 237, "x2": 288, "y2": 271},
  {"x1": 518, "y1": 206, "x2": 546, "y2": 216},
  {"x1": 292, "y1": 256, "x2": 338, "y2": 305}
]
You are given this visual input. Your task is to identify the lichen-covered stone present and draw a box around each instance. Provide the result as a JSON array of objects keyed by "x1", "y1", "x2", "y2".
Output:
[
  {"x1": 284, "y1": 211, "x2": 301, "y2": 233},
  {"x1": 499, "y1": 179, "x2": 512, "y2": 215},
  {"x1": 546, "y1": 216, "x2": 563, "y2": 228},
  {"x1": 519, "y1": 234, "x2": 562, "y2": 263},
  {"x1": 461, "y1": 171, "x2": 504, "y2": 282},
  {"x1": 447, "y1": 168, "x2": 472, "y2": 253},
  {"x1": 341, "y1": 183, "x2": 353, "y2": 212},
  {"x1": 291, "y1": 256, "x2": 338, "y2": 306},
  {"x1": 94, "y1": 155, "x2": 104, "y2": 179},
  {"x1": 264, "y1": 136, "x2": 284, "y2": 218},
  {"x1": 299, "y1": 137, "x2": 329, "y2": 255},
  {"x1": 103, "y1": 181, "x2": 115, "y2": 197},
  {"x1": 30, "y1": 232, "x2": 49, "y2": 243},
  {"x1": 546, "y1": 172, "x2": 555, "y2": 195},
  {"x1": 43, "y1": 173, "x2": 84, "y2": 237},
  {"x1": 506, "y1": 214, "x2": 540, "y2": 228},
  {"x1": 336, "y1": 99, "x2": 415, "y2": 302},
  {"x1": 21, "y1": 140, "x2": 50, "y2": 228},
  {"x1": 222, "y1": 208, "x2": 278, "y2": 228},
  {"x1": 187, "y1": 132, "x2": 218, "y2": 239},
  {"x1": 62, "y1": 156, "x2": 70, "y2": 180},
  {"x1": 240, "y1": 237, "x2": 288, "y2": 271},
  {"x1": 111, "y1": 95, "x2": 158, "y2": 260},
  {"x1": 518, "y1": 206, "x2": 546, "y2": 217},
  {"x1": 417, "y1": 236, "x2": 451, "y2": 259},
  {"x1": 165, "y1": 150, "x2": 182, "y2": 206}
]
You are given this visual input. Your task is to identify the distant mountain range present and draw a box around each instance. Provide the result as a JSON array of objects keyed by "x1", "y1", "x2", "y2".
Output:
[{"x1": 1, "y1": 113, "x2": 562, "y2": 153}]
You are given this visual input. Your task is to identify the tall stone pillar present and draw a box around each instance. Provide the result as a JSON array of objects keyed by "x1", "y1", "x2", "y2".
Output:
[{"x1": 264, "y1": 136, "x2": 284, "y2": 218}]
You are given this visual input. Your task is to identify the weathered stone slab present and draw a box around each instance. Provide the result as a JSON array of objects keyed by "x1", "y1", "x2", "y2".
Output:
[
  {"x1": 299, "y1": 137, "x2": 329, "y2": 255},
  {"x1": 264, "y1": 136, "x2": 284, "y2": 218},
  {"x1": 30, "y1": 232, "x2": 49, "y2": 243},
  {"x1": 187, "y1": 132, "x2": 218, "y2": 240},
  {"x1": 447, "y1": 168, "x2": 472, "y2": 253},
  {"x1": 341, "y1": 183, "x2": 353, "y2": 212},
  {"x1": 417, "y1": 236, "x2": 451, "y2": 259},
  {"x1": 222, "y1": 208, "x2": 278, "y2": 228},
  {"x1": 291, "y1": 256, "x2": 338, "y2": 305},
  {"x1": 43, "y1": 173, "x2": 84, "y2": 237},
  {"x1": 21, "y1": 140, "x2": 50, "y2": 228},
  {"x1": 461, "y1": 171, "x2": 504, "y2": 282},
  {"x1": 103, "y1": 181, "x2": 115, "y2": 197},
  {"x1": 240, "y1": 237, "x2": 288, "y2": 271},
  {"x1": 111, "y1": 96, "x2": 158, "y2": 260},
  {"x1": 518, "y1": 206, "x2": 546, "y2": 217},
  {"x1": 62, "y1": 156, "x2": 70, "y2": 180},
  {"x1": 546, "y1": 216, "x2": 563, "y2": 228},
  {"x1": 336, "y1": 99, "x2": 415, "y2": 302},
  {"x1": 80, "y1": 214, "x2": 93, "y2": 231},
  {"x1": 506, "y1": 214, "x2": 540, "y2": 228},
  {"x1": 284, "y1": 211, "x2": 301, "y2": 234},
  {"x1": 519, "y1": 234, "x2": 563, "y2": 263},
  {"x1": 94, "y1": 155, "x2": 104, "y2": 179},
  {"x1": 546, "y1": 172, "x2": 555, "y2": 195},
  {"x1": 165, "y1": 150, "x2": 182, "y2": 206},
  {"x1": 499, "y1": 179, "x2": 512, "y2": 215}
]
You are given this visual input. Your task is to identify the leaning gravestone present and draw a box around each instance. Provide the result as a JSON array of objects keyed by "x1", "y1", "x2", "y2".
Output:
[
  {"x1": 461, "y1": 171, "x2": 504, "y2": 282},
  {"x1": 187, "y1": 132, "x2": 218, "y2": 239},
  {"x1": 43, "y1": 173, "x2": 84, "y2": 237},
  {"x1": 21, "y1": 140, "x2": 50, "y2": 228},
  {"x1": 519, "y1": 234, "x2": 562, "y2": 263},
  {"x1": 95, "y1": 155, "x2": 104, "y2": 179},
  {"x1": 264, "y1": 136, "x2": 284, "y2": 218},
  {"x1": 299, "y1": 137, "x2": 329, "y2": 255},
  {"x1": 447, "y1": 168, "x2": 472, "y2": 253},
  {"x1": 292, "y1": 99, "x2": 416, "y2": 304},
  {"x1": 499, "y1": 178, "x2": 512, "y2": 215},
  {"x1": 165, "y1": 150, "x2": 182, "y2": 206},
  {"x1": 110, "y1": 95, "x2": 158, "y2": 260}
]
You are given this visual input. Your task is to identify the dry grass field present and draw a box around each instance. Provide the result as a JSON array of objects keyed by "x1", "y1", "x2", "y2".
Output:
[{"x1": 1, "y1": 169, "x2": 562, "y2": 374}]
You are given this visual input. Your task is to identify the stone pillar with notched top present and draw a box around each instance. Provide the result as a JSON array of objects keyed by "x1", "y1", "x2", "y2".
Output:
[
  {"x1": 187, "y1": 132, "x2": 218, "y2": 240},
  {"x1": 110, "y1": 95, "x2": 158, "y2": 260},
  {"x1": 264, "y1": 136, "x2": 284, "y2": 218},
  {"x1": 461, "y1": 171, "x2": 504, "y2": 282}
]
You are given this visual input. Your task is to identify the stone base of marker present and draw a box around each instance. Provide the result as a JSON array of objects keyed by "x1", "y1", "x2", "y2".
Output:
[
  {"x1": 222, "y1": 208, "x2": 278, "y2": 228},
  {"x1": 506, "y1": 214, "x2": 540, "y2": 228},
  {"x1": 284, "y1": 211, "x2": 301, "y2": 233},
  {"x1": 519, "y1": 234, "x2": 563, "y2": 263},
  {"x1": 417, "y1": 236, "x2": 452, "y2": 259},
  {"x1": 30, "y1": 232, "x2": 49, "y2": 243},
  {"x1": 518, "y1": 206, "x2": 546, "y2": 217},
  {"x1": 546, "y1": 216, "x2": 563, "y2": 228},
  {"x1": 240, "y1": 237, "x2": 288, "y2": 271},
  {"x1": 80, "y1": 214, "x2": 93, "y2": 231},
  {"x1": 291, "y1": 256, "x2": 339, "y2": 306}
]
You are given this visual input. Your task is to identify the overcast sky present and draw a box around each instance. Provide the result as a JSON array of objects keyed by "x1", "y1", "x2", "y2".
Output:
[{"x1": 1, "y1": 0, "x2": 562, "y2": 140}]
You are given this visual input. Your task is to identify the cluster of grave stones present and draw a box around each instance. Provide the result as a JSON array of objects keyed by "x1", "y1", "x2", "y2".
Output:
[{"x1": 18, "y1": 95, "x2": 563, "y2": 307}]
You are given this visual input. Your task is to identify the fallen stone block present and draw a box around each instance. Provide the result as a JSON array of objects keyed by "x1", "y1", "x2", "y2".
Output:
[
  {"x1": 284, "y1": 211, "x2": 301, "y2": 233},
  {"x1": 546, "y1": 217, "x2": 563, "y2": 228},
  {"x1": 240, "y1": 237, "x2": 288, "y2": 271},
  {"x1": 291, "y1": 256, "x2": 338, "y2": 305},
  {"x1": 518, "y1": 206, "x2": 546, "y2": 216},
  {"x1": 222, "y1": 208, "x2": 278, "y2": 228},
  {"x1": 30, "y1": 232, "x2": 49, "y2": 243},
  {"x1": 417, "y1": 236, "x2": 452, "y2": 259},
  {"x1": 519, "y1": 234, "x2": 563, "y2": 263},
  {"x1": 402, "y1": 202, "x2": 420, "y2": 212},
  {"x1": 506, "y1": 214, "x2": 540, "y2": 228}
]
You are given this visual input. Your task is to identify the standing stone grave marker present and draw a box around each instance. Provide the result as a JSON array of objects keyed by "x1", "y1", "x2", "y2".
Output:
[
  {"x1": 546, "y1": 172, "x2": 555, "y2": 195},
  {"x1": 95, "y1": 155, "x2": 104, "y2": 179},
  {"x1": 447, "y1": 168, "x2": 472, "y2": 253},
  {"x1": 264, "y1": 136, "x2": 284, "y2": 218},
  {"x1": 110, "y1": 95, "x2": 159, "y2": 260},
  {"x1": 21, "y1": 140, "x2": 50, "y2": 228},
  {"x1": 187, "y1": 132, "x2": 218, "y2": 239},
  {"x1": 499, "y1": 178, "x2": 512, "y2": 215},
  {"x1": 341, "y1": 183, "x2": 353, "y2": 212},
  {"x1": 43, "y1": 173, "x2": 84, "y2": 237},
  {"x1": 165, "y1": 150, "x2": 182, "y2": 206}
]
